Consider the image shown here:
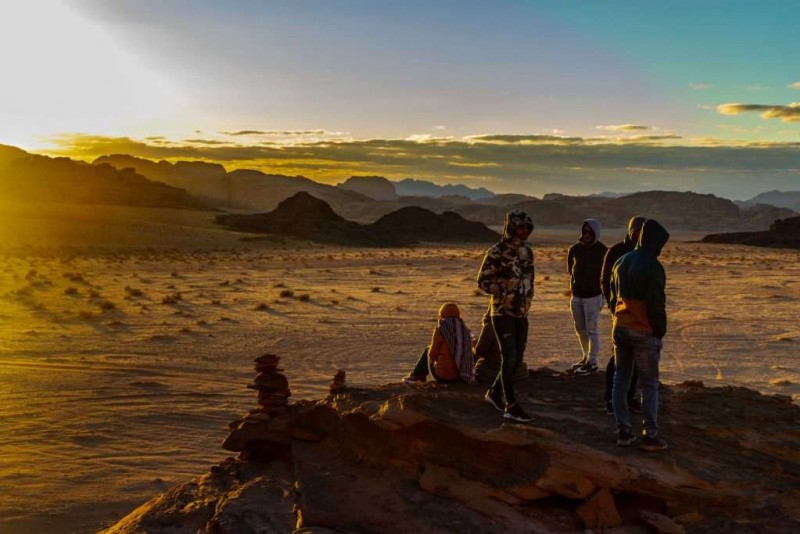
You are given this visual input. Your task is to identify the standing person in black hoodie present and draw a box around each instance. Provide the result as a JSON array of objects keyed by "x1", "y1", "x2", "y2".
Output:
[
  {"x1": 600, "y1": 216, "x2": 646, "y2": 414},
  {"x1": 609, "y1": 219, "x2": 670, "y2": 451},
  {"x1": 567, "y1": 219, "x2": 607, "y2": 375},
  {"x1": 477, "y1": 210, "x2": 535, "y2": 422}
]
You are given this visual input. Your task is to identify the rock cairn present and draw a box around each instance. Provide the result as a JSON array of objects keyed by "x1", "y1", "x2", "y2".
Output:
[
  {"x1": 248, "y1": 353, "x2": 291, "y2": 414},
  {"x1": 222, "y1": 353, "x2": 292, "y2": 456},
  {"x1": 329, "y1": 369, "x2": 346, "y2": 394}
]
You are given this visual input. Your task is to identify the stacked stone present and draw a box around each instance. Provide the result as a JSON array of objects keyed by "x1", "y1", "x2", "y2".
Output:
[
  {"x1": 247, "y1": 353, "x2": 291, "y2": 415},
  {"x1": 329, "y1": 369, "x2": 346, "y2": 394},
  {"x1": 223, "y1": 353, "x2": 292, "y2": 454}
]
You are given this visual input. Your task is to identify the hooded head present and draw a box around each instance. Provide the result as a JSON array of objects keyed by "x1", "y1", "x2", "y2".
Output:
[
  {"x1": 626, "y1": 216, "x2": 647, "y2": 244},
  {"x1": 438, "y1": 302, "x2": 461, "y2": 319},
  {"x1": 581, "y1": 219, "x2": 601, "y2": 244},
  {"x1": 502, "y1": 210, "x2": 534, "y2": 241},
  {"x1": 637, "y1": 219, "x2": 670, "y2": 256}
]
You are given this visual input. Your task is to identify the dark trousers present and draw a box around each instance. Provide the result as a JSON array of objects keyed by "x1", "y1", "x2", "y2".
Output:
[
  {"x1": 410, "y1": 347, "x2": 458, "y2": 383},
  {"x1": 489, "y1": 315, "x2": 528, "y2": 405},
  {"x1": 605, "y1": 356, "x2": 638, "y2": 403}
]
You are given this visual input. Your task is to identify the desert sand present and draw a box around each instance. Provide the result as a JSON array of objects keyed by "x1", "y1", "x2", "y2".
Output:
[{"x1": 0, "y1": 202, "x2": 798, "y2": 533}]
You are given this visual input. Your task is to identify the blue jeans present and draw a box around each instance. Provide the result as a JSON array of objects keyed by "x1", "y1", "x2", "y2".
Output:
[
  {"x1": 489, "y1": 315, "x2": 528, "y2": 405},
  {"x1": 612, "y1": 326, "x2": 662, "y2": 438}
]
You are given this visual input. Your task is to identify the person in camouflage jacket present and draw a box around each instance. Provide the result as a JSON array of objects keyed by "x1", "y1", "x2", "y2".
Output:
[{"x1": 477, "y1": 210, "x2": 534, "y2": 422}]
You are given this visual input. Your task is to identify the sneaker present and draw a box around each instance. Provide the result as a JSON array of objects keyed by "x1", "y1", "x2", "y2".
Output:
[
  {"x1": 639, "y1": 435, "x2": 668, "y2": 452},
  {"x1": 629, "y1": 398, "x2": 642, "y2": 414},
  {"x1": 616, "y1": 430, "x2": 636, "y2": 446},
  {"x1": 484, "y1": 388, "x2": 505, "y2": 412},
  {"x1": 605, "y1": 401, "x2": 614, "y2": 415},
  {"x1": 402, "y1": 375, "x2": 426, "y2": 385},
  {"x1": 574, "y1": 363, "x2": 599, "y2": 375},
  {"x1": 569, "y1": 360, "x2": 587, "y2": 371},
  {"x1": 503, "y1": 403, "x2": 533, "y2": 422}
]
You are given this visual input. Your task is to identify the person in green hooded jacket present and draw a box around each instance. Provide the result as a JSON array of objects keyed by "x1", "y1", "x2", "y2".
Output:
[{"x1": 609, "y1": 219, "x2": 669, "y2": 452}]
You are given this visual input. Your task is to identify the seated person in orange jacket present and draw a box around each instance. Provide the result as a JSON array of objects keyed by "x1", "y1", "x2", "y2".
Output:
[{"x1": 402, "y1": 303, "x2": 475, "y2": 384}]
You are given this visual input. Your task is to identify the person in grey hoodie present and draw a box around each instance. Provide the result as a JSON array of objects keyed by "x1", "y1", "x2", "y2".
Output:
[{"x1": 566, "y1": 219, "x2": 607, "y2": 374}]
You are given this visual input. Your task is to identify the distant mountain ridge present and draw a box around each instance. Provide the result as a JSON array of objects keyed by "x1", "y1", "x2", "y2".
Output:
[
  {"x1": 0, "y1": 144, "x2": 211, "y2": 211},
  {"x1": 394, "y1": 178, "x2": 494, "y2": 200},
  {"x1": 739, "y1": 190, "x2": 800, "y2": 213},
  {"x1": 0, "y1": 144, "x2": 793, "y2": 232}
]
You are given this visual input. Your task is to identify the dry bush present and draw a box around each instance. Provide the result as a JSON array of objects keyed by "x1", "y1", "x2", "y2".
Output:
[
  {"x1": 298, "y1": 294, "x2": 311, "y2": 302},
  {"x1": 64, "y1": 287, "x2": 79, "y2": 295},
  {"x1": 63, "y1": 272, "x2": 85, "y2": 284},
  {"x1": 279, "y1": 289, "x2": 294, "y2": 298},
  {"x1": 124, "y1": 286, "x2": 144, "y2": 297},
  {"x1": 255, "y1": 303, "x2": 271, "y2": 310},
  {"x1": 99, "y1": 300, "x2": 116, "y2": 312},
  {"x1": 162, "y1": 292, "x2": 182, "y2": 305}
]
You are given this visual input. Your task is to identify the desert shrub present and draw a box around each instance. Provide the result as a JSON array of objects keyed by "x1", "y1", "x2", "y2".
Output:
[
  {"x1": 162, "y1": 292, "x2": 182, "y2": 305},
  {"x1": 279, "y1": 289, "x2": 294, "y2": 298},
  {"x1": 99, "y1": 300, "x2": 116, "y2": 312},
  {"x1": 255, "y1": 303, "x2": 271, "y2": 310},
  {"x1": 63, "y1": 272, "x2": 85, "y2": 283},
  {"x1": 124, "y1": 286, "x2": 143, "y2": 297},
  {"x1": 298, "y1": 294, "x2": 310, "y2": 302},
  {"x1": 64, "y1": 287, "x2": 79, "y2": 295}
]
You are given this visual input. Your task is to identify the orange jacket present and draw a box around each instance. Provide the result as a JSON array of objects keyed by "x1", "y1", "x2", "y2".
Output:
[{"x1": 428, "y1": 326, "x2": 459, "y2": 381}]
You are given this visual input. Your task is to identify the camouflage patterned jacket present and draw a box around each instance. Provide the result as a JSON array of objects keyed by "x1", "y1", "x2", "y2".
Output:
[{"x1": 477, "y1": 211, "x2": 535, "y2": 318}]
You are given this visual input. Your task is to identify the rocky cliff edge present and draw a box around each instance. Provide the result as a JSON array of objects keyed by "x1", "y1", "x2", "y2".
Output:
[{"x1": 104, "y1": 366, "x2": 800, "y2": 533}]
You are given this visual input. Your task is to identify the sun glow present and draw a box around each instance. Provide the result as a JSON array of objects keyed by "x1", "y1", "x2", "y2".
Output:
[{"x1": 0, "y1": 1, "x2": 186, "y2": 149}]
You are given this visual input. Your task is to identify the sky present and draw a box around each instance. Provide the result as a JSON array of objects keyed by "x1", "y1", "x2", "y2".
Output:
[{"x1": 1, "y1": 0, "x2": 798, "y2": 199}]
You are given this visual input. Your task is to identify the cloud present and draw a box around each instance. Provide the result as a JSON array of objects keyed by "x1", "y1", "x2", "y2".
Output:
[
  {"x1": 220, "y1": 129, "x2": 341, "y2": 136},
  {"x1": 182, "y1": 138, "x2": 231, "y2": 145},
  {"x1": 464, "y1": 134, "x2": 584, "y2": 145},
  {"x1": 689, "y1": 83, "x2": 713, "y2": 90},
  {"x1": 596, "y1": 124, "x2": 649, "y2": 132},
  {"x1": 718, "y1": 102, "x2": 800, "y2": 123},
  {"x1": 739, "y1": 84, "x2": 772, "y2": 92},
  {"x1": 623, "y1": 135, "x2": 683, "y2": 142},
  {"x1": 789, "y1": 82, "x2": 800, "y2": 90}
]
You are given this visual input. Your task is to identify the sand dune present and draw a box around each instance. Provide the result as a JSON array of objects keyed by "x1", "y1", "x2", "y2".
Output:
[{"x1": 0, "y1": 205, "x2": 798, "y2": 532}]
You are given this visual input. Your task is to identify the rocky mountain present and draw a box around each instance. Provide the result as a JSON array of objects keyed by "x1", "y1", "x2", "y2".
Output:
[
  {"x1": 702, "y1": 215, "x2": 800, "y2": 249},
  {"x1": 86, "y1": 150, "x2": 799, "y2": 230},
  {"x1": 215, "y1": 192, "x2": 385, "y2": 246},
  {"x1": 739, "y1": 190, "x2": 800, "y2": 213},
  {"x1": 94, "y1": 154, "x2": 370, "y2": 212},
  {"x1": 105, "y1": 366, "x2": 800, "y2": 533},
  {"x1": 0, "y1": 145, "x2": 211, "y2": 210},
  {"x1": 368, "y1": 206, "x2": 499, "y2": 243},
  {"x1": 214, "y1": 192, "x2": 499, "y2": 246},
  {"x1": 337, "y1": 176, "x2": 399, "y2": 201},
  {"x1": 395, "y1": 178, "x2": 495, "y2": 200}
]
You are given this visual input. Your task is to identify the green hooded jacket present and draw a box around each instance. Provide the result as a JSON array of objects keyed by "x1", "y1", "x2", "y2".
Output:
[{"x1": 610, "y1": 219, "x2": 670, "y2": 339}]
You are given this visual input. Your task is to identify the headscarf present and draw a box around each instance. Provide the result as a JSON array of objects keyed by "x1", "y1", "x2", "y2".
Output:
[{"x1": 437, "y1": 303, "x2": 475, "y2": 383}]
